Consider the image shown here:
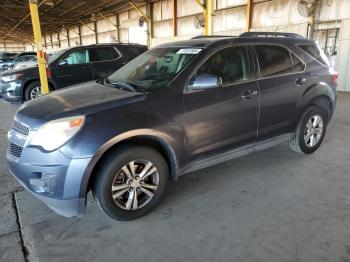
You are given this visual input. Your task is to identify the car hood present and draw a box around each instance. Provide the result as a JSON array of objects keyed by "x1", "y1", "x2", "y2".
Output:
[
  {"x1": 0, "y1": 66, "x2": 37, "y2": 76},
  {"x1": 15, "y1": 81, "x2": 146, "y2": 129}
]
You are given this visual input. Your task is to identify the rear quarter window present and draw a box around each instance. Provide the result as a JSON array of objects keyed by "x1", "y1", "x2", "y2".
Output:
[
  {"x1": 90, "y1": 47, "x2": 119, "y2": 62},
  {"x1": 298, "y1": 44, "x2": 330, "y2": 67},
  {"x1": 118, "y1": 46, "x2": 148, "y2": 60}
]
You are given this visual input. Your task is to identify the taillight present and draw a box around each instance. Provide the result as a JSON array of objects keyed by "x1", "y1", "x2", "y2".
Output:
[
  {"x1": 46, "y1": 68, "x2": 52, "y2": 78},
  {"x1": 332, "y1": 72, "x2": 338, "y2": 88}
]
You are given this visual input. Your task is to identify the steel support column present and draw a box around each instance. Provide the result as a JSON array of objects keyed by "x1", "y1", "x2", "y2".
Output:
[
  {"x1": 246, "y1": 0, "x2": 253, "y2": 32},
  {"x1": 195, "y1": 0, "x2": 213, "y2": 35},
  {"x1": 78, "y1": 25, "x2": 82, "y2": 45},
  {"x1": 173, "y1": 0, "x2": 177, "y2": 36},
  {"x1": 128, "y1": 1, "x2": 153, "y2": 47},
  {"x1": 67, "y1": 28, "x2": 70, "y2": 47},
  {"x1": 94, "y1": 21, "x2": 98, "y2": 44},
  {"x1": 57, "y1": 32, "x2": 61, "y2": 48},
  {"x1": 29, "y1": 0, "x2": 49, "y2": 95}
]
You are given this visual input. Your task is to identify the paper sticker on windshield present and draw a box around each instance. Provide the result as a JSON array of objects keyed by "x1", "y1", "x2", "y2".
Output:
[{"x1": 176, "y1": 48, "x2": 202, "y2": 55}]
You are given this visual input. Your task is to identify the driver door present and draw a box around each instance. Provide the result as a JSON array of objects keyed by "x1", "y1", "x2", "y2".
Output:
[{"x1": 183, "y1": 45, "x2": 259, "y2": 164}]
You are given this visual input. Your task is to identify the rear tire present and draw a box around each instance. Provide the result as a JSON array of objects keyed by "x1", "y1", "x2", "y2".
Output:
[
  {"x1": 92, "y1": 146, "x2": 169, "y2": 221},
  {"x1": 24, "y1": 81, "x2": 42, "y2": 101},
  {"x1": 289, "y1": 106, "x2": 328, "y2": 154}
]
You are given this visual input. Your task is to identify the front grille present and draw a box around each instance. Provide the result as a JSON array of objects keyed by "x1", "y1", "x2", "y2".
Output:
[
  {"x1": 12, "y1": 121, "x2": 29, "y2": 136},
  {"x1": 9, "y1": 143, "x2": 23, "y2": 158}
]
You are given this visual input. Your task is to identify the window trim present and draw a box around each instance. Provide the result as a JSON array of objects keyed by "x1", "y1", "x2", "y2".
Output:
[
  {"x1": 253, "y1": 43, "x2": 306, "y2": 80},
  {"x1": 89, "y1": 46, "x2": 122, "y2": 64},
  {"x1": 289, "y1": 51, "x2": 306, "y2": 73},
  {"x1": 184, "y1": 44, "x2": 256, "y2": 94}
]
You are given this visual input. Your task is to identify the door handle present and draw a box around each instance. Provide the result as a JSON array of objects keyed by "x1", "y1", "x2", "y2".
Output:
[
  {"x1": 295, "y1": 77, "x2": 306, "y2": 86},
  {"x1": 241, "y1": 90, "x2": 258, "y2": 100}
]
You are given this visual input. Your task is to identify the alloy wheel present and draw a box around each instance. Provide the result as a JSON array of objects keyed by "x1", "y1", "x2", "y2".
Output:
[
  {"x1": 304, "y1": 115, "x2": 324, "y2": 148},
  {"x1": 30, "y1": 86, "x2": 42, "y2": 100},
  {"x1": 111, "y1": 160, "x2": 159, "y2": 210}
]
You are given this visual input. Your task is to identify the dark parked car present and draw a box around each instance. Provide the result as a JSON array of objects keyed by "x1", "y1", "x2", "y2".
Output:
[
  {"x1": 0, "y1": 43, "x2": 147, "y2": 102},
  {"x1": 7, "y1": 32, "x2": 337, "y2": 221}
]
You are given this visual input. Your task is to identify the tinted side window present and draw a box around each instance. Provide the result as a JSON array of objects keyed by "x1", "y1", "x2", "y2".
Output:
[
  {"x1": 291, "y1": 53, "x2": 305, "y2": 72},
  {"x1": 255, "y1": 45, "x2": 293, "y2": 77},
  {"x1": 63, "y1": 49, "x2": 90, "y2": 65},
  {"x1": 118, "y1": 46, "x2": 147, "y2": 60},
  {"x1": 196, "y1": 46, "x2": 251, "y2": 85},
  {"x1": 90, "y1": 47, "x2": 119, "y2": 62}
]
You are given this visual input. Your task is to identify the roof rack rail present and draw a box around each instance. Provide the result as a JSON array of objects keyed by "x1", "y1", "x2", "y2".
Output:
[
  {"x1": 192, "y1": 35, "x2": 236, "y2": 39},
  {"x1": 239, "y1": 32, "x2": 305, "y2": 39}
]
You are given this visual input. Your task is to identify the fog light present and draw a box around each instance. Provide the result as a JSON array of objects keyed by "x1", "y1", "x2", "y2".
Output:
[{"x1": 30, "y1": 173, "x2": 57, "y2": 194}]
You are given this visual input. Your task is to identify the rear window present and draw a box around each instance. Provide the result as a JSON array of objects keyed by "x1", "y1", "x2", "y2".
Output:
[
  {"x1": 255, "y1": 45, "x2": 293, "y2": 77},
  {"x1": 298, "y1": 44, "x2": 330, "y2": 67},
  {"x1": 90, "y1": 47, "x2": 119, "y2": 62}
]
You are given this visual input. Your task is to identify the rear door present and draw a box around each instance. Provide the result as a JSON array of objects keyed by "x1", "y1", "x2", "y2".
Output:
[
  {"x1": 90, "y1": 46, "x2": 123, "y2": 79},
  {"x1": 254, "y1": 44, "x2": 307, "y2": 141},
  {"x1": 184, "y1": 45, "x2": 259, "y2": 163},
  {"x1": 52, "y1": 48, "x2": 93, "y2": 89}
]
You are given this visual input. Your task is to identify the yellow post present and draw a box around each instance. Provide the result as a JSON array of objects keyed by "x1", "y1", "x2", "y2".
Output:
[
  {"x1": 29, "y1": 0, "x2": 49, "y2": 95},
  {"x1": 204, "y1": 0, "x2": 213, "y2": 35},
  {"x1": 195, "y1": 0, "x2": 213, "y2": 36},
  {"x1": 246, "y1": 0, "x2": 253, "y2": 32}
]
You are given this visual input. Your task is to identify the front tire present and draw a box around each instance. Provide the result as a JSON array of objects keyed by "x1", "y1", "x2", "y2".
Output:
[
  {"x1": 24, "y1": 81, "x2": 42, "y2": 101},
  {"x1": 289, "y1": 106, "x2": 328, "y2": 154},
  {"x1": 93, "y1": 146, "x2": 169, "y2": 221}
]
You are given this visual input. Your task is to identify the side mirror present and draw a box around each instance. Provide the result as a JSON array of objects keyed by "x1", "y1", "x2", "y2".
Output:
[
  {"x1": 188, "y1": 74, "x2": 222, "y2": 91},
  {"x1": 59, "y1": 59, "x2": 68, "y2": 66}
]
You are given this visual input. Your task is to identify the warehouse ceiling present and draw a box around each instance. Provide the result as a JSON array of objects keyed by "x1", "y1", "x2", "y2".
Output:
[{"x1": 0, "y1": 0, "x2": 146, "y2": 43}]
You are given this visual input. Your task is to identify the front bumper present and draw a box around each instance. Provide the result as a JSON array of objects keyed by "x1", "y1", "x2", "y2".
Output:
[
  {"x1": 1, "y1": 80, "x2": 22, "y2": 102},
  {"x1": 7, "y1": 127, "x2": 92, "y2": 217},
  {"x1": 11, "y1": 170, "x2": 86, "y2": 217}
]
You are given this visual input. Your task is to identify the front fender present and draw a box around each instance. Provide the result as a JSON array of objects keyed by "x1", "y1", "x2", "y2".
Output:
[{"x1": 78, "y1": 129, "x2": 180, "y2": 197}]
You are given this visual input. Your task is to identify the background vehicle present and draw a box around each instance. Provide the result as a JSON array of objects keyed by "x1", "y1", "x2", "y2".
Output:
[
  {"x1": 13, "y1": 57, "x2": 37, "y2": 70},
  {"x1": 0, "y1": 43, "x2": 147, "y2": 102},
  {"x1": 2, "y1": 55, "x2": 37, "y2": 71},
  {"x1": 0, "y1": 57, "x2": 15, "y2": 72},
  {"x1": 0, "y1": 52, "x2": 17, "y2": 59},
  {"x1": 7, "y1": 33, "x2": 337, "y2": 221}
]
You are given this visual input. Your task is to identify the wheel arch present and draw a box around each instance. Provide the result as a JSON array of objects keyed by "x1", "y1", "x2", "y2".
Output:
[
  {"x1": 22, "y1": 78, "x2": 55, "y2": 100},
  {"x1": 308, "y1": 95, "x2": 333, "y2": 119},
  {"x1": 295, "y1": 82, "x2": 335, "y2": 128},
  {"x1": 81, "y1": 132, "x2": 180, "y2": 197}
]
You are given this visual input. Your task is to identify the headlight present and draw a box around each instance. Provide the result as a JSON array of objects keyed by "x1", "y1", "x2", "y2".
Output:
[
  {"x1": 2, "y1": 73, "x2": 23, "y2": 82},
  {"x1": 30, "y1": 116, "x2": 85, "y2": 151}
]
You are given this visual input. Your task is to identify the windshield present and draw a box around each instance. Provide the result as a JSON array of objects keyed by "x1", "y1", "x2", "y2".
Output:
[{"x1": 107, "y1": 47, "x2": 202, "y2": 92}]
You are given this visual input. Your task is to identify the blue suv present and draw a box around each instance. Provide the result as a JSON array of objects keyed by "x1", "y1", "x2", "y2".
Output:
[{"x1": 7, "y1": 32, "x2": 337, "y2": 220}]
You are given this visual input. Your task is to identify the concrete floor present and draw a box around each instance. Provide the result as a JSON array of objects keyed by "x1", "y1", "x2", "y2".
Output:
[{"x1": 1, "y1": 93, "x2": 350, "y2": 262}]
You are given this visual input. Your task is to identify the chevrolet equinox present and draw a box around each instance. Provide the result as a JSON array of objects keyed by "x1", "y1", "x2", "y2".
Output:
[{"x1": 7, "y1": 32, "x2": 337, "y2": 221}]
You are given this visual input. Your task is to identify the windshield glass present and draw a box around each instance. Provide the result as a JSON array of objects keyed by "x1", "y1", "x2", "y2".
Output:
[{"x1": 107, "y1": 47, "x2": 202, "y2": 92}]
